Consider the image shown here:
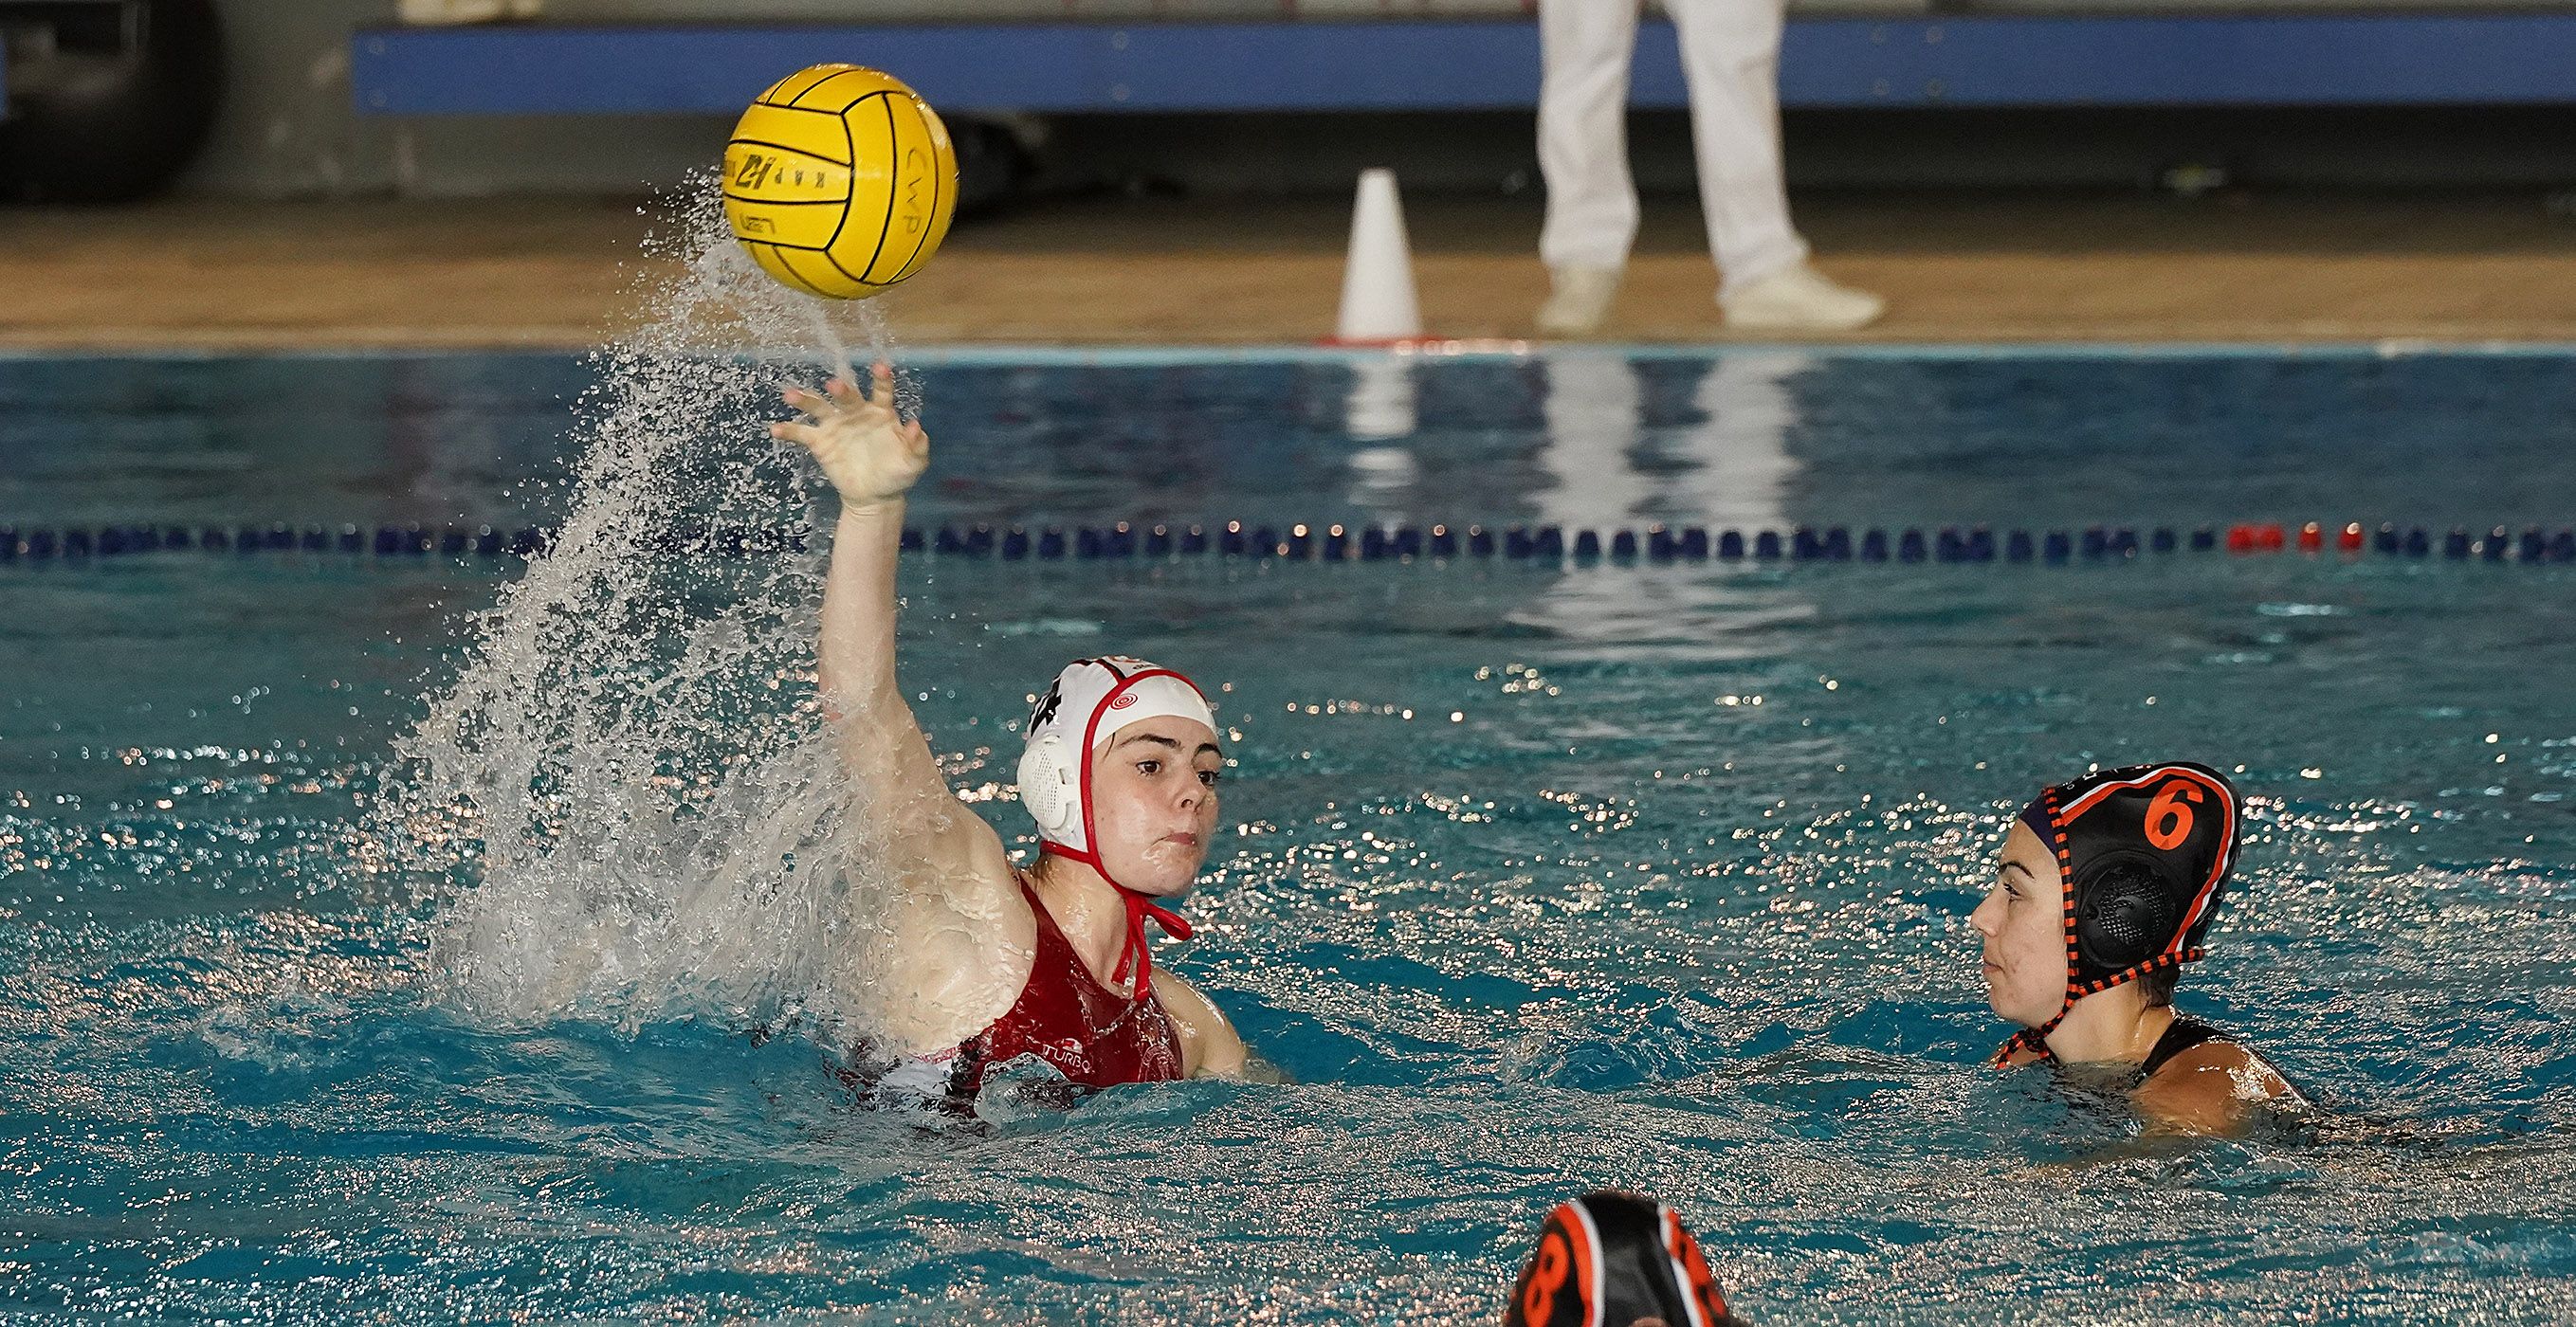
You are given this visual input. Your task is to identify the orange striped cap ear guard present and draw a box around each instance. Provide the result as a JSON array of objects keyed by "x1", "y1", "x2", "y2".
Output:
[
  {"x1": 1995, "y1": 761, "x2": 2242, "y2": 1065},
  {"x1": 1506, "y1": 1191, "x2": 1740, "y2": 1327}
]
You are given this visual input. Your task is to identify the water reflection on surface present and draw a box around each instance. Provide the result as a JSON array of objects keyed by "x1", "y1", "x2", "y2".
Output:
[{"x1": 3, "y1": 351, "x2": 2574, "y2": 1324}]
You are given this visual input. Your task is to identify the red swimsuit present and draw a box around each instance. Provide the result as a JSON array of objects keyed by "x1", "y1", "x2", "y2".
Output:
[
  {"x1": 838, "y1": 876, "x2": 1186, "y2": 1107},
  {"x1": 948, "y1": 875, "x2": 1185, "y2": 1097}
]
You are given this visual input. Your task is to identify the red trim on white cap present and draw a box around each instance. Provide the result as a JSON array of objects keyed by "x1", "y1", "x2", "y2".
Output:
[{"x1": 1042, "y1": 662, "x2": 1208, "y2": 996}]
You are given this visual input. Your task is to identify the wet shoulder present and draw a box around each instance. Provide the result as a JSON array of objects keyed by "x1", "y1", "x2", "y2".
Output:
[
  {"x1": 2136, "y1": 1035, "x2": 2302, "y2": 1134},
  {"x1": 870, "y1": 863, "x2": 1041, "y2": 1054}
]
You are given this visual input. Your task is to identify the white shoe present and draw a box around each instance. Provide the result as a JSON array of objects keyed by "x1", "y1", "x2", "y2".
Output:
[
  {"x1": 1537, "y1": 265, "x2": 1623, "y2": 336},
  {"x1": 1721, "y1": 263, "x2": 1885, "y2": 333},
  {"x1": 397, "y1": 0, "x2": 539, "y2": 23}
]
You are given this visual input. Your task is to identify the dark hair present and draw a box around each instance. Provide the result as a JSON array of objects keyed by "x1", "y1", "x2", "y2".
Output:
[{"x1": 2137, "y1": 962, "x2": 2179, "y2": 1009}]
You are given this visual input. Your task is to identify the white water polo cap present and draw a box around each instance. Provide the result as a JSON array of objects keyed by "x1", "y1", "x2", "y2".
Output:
[{"x1": 1016, "y1": 656, "x2": 1218, "y2": 859}]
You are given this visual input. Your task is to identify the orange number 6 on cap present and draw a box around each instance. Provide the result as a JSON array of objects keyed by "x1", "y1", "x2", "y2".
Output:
[{"x1": 2146, "y1": 780, "x2": 2203, "y2": 849}]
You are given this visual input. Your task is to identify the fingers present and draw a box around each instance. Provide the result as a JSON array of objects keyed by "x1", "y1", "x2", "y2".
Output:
[
  {"x1": 786, "y1": 370, "x2": 896, "y2": 413},
  {"x1": 778, "y1": 367, "x2": 916, "y2": 444},
  {"x1": 784, "y1": 380, "x2": 862, "y2": 412}
]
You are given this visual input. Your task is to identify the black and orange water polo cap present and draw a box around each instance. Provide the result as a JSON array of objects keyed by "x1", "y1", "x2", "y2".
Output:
[
  {"x1": 1997, "y1": 761, "x2": 2244, "y2": 1062},
  {"x1": 1504, "y1": 1191, "x2": 1743, "y2": 1327}
]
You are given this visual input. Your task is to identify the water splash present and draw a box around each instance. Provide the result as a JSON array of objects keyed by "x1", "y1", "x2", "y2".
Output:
[
  {"x1": 373, "y1": 176, "x2": 917, "y2": 1041},
  {"x1": 683, "y1": 226, "x2": 908, "y2": 400}
]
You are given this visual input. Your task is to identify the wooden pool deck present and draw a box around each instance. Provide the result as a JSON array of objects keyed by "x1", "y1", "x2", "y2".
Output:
[{"x1": 5, "y1": 191, "x2": 2573, "y2": 350}]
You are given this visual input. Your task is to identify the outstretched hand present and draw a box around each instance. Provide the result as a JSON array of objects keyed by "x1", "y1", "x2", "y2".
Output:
[{"x1": 771, "y1": 361, "x2": 929, "y2": 507}]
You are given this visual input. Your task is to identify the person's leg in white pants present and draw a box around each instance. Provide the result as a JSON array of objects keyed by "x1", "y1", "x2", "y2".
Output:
[
  {"x1": 1669, "y1": 0, "x2": 1883, "y2": 328},
  {"x1": 1665, "y1": 0, "x2": 1804, "y2": 292},
  {"x1": 1536, "y1": 0, "x2": 1641, "y2": 333},
  {"x1": 1537, "y1": 0, "x2": 1883, "y2": 333}
]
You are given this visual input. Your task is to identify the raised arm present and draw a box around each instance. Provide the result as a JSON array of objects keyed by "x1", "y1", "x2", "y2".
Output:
[
  {"x1": 773, "y1": 366, "x2": 1031, "y2": 1056},
  {"x1": 773, "y1": 365, "x2": 1001, "y2": 863}
]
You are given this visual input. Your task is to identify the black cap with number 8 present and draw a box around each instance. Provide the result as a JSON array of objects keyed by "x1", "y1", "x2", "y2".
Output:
[{"x1": 1505, "y1": 1191, "x2": 1745, "y2": 1327}]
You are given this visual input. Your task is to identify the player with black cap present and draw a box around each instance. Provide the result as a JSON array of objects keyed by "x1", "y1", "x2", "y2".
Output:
[
  {"x1": 1971, "y1": 761, "x2": 2301, "y2": 1132},
  {"x1": 1504, "y1": 1191, "x2": 1746, "y2": 1327}
]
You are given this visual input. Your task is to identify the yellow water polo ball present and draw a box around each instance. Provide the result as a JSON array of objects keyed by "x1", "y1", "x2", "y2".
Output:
[{"x1": 722, "y1": 64, "x2": 959, "y2": 300}]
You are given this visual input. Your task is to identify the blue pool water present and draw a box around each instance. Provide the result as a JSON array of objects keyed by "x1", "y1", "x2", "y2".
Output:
[{"x1": 5, "y1": 345, "x2": 2576, "y2": 1324}]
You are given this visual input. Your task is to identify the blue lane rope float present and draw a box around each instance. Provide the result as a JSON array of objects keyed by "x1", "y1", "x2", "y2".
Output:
[{"x1": 2, "y1": 520, "x2": 2571, "y2": 566}]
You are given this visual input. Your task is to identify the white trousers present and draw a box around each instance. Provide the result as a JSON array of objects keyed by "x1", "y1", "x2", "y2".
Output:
[{"x1": 1538, "y1": 0, "x2": 1808, "y2": 293}]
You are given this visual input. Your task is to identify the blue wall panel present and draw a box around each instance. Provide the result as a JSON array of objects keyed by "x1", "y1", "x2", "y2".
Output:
[{"x1": 353, "y1": 16, "x2": 2576, "y2": 116}]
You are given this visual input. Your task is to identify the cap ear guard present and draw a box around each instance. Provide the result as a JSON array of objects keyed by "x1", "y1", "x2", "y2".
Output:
[
  {"x1": 1017, "y1": 677, "x2": 1079, "y2": 844},
  {"x1": 2074, "y1": 850, "x2": 2183, "y2": 976},
  {"x1": 1015, "y1": 732, "x2": 1079, "y2": 842}
]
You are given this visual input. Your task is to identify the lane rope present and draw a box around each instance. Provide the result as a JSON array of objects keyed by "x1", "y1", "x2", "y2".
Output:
[{"x1": 1, "y1": 521, "x2": 2569, "y2": 566}]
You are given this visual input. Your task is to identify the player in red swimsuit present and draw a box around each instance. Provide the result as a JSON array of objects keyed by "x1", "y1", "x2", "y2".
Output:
[{"x1": 772, "y1": 365, "x2": 1253, "y2": 1103}]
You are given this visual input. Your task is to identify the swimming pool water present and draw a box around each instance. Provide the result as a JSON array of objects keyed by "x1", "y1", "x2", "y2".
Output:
[{"x1": 5, "y1": 348, "x2": 2576, "y2": 1324}]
